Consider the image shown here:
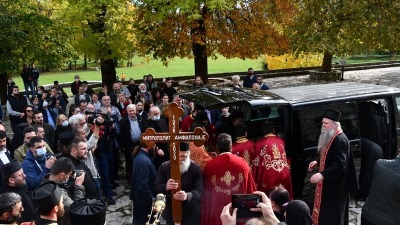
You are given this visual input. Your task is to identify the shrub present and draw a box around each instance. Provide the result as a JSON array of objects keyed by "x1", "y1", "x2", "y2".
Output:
[{"x1": 265, "y1": 53, "x2": 323, "y2": 70}]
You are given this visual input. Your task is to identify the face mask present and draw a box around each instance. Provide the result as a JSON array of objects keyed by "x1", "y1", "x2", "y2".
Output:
[
  {"x1": 8, "y1": 80, "x2": 12, "y2": 84},
  {"x1": 62, "y1": 121, "x2": 69, "y2": 127},
  {"x1": 38, "y1": 91, "x2": 42, "y2": 94},
  {"x1": 36, "y1": 148, "x2": 46, "y2": 158},
  {"x1": 140, "y1": 89, "x2": 146, "y2": 93},
  {"x1": 42, "y1": 101, "x2": 49, "y2": 107},
  {"x1": 75, "y1": 79, "x2": 80, "y2": 82},
  {"x1": 152, "y1": 115, "x2": 160, "y2": 121}
]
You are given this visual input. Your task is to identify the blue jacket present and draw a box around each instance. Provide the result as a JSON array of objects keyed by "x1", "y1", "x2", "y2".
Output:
[
  {"x1": 260, "y1": 83, "x2": 270, "y2": 90},
  {"x1": 21, "y1": 150, "x2": 50, "y2": 192},
  {"x1": 130, "y1": 149, "x2": 157, "y2": 225}
]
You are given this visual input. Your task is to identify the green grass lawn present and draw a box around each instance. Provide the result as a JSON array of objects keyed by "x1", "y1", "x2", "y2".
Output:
[
  {"x1": 9, "y1": 54, "x2": 400, "y2": 88},
  {"x1": 10, "y1": 56, "x2": 264, "y2": 88}
]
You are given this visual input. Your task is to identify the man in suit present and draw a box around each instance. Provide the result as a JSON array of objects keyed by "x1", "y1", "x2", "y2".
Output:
[{"x1": 120, "y1": 104, "x2": 142, "y2": 182}]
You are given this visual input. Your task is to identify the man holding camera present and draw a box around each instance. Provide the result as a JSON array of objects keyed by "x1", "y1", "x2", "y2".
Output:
[
  {"x1": 68, "y1": 137, "x2": 99, "y2": 200},
  {"x1": 21, "y1": 136, "x2": 57, "y2": 192},
  {"x1": 42, "y1": 157, "x2": 85, "y2": 225}
]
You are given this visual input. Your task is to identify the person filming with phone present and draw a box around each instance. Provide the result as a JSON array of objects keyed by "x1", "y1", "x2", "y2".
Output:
[
  {"x1": 220, "y1": 191, "x2": 311, "y2": 225},
  {"x1": 41, "y1": 157, "x2": 85, "y2": 225}
]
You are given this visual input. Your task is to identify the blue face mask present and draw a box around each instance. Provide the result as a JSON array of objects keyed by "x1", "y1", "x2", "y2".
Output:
[
  {"x1": 62, "y1": 121, "x2": 69, "y2": 127},
  {"x1": 152, "y1": 115, "x2": 160, "y2": 121},
  {"x1": 36, "y1": 148, "x2": 46, "y2": 158}
]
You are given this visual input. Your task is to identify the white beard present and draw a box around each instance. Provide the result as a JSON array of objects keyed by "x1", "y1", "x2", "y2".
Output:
[
  {"x1": 318, "y1": 128, "x2": 335, "y2": 154},
  {"x1": 180, "y1": 157, "x2": 191, "y2": 174}
]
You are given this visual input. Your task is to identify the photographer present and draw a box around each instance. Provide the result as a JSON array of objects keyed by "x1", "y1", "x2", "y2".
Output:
[
  {"x1": 92, "y1": 106, "x2": 120, "y2": 205},
  {"x1": 73, "y1": 115, "x2": 102, "y2": 198},
  {"x1": 42, "y1": 157, "x2": 85, "y2": 225},
  {"x1": 68, "y1": 137, "x2": 99, "y2": 199}
]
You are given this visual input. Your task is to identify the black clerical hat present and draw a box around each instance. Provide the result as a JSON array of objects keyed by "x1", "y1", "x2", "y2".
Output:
[
  {"x1": 69, "y1": 197, "x2": 107, "y2": 225},
  {"x1": 1, "y1": 160, "x2": 21, "y2": 179},
  {"x1": 323, "y1": 109, "x2": 341, "y2": 122},
  {"x1": 58, "y1": 131, "x2": 75, "y2": 146},
  {"x1": 179, "y1": 142, "x2": 190, "y2": 152},
  {"x1": 32, "y1": 181, "x2": 62, "y2": 213}
]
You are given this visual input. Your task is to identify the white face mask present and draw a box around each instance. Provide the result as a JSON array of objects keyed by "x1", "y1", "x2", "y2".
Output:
[
  {"x1": 62, "y1": 121, "x2": 69, "y2": 127},
  {"x1": 36, "y1": 148, "x2": 46, "y2": 158},
  {"x1": 43, "y1": 101, "x2": 49, "y2": 107},
  {"x1": 152, "y1": 115, "x2": 160, "y2": 121}
]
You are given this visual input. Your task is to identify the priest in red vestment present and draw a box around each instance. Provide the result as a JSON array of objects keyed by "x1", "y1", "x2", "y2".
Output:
[
  {"x1": 201, "y1": 133, "x2": 256, "y2": 225},
  {"x1": 254, "y1": 121, "x2": 293, "y2": 198},
  {"x1": 232, "y1": 124, "x2": 255, "y2": 174}
]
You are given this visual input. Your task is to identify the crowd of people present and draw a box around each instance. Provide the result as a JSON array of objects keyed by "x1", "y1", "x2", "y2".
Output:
[{"x1": 0, "y1": 67, "x2": 399, "y2": 225}]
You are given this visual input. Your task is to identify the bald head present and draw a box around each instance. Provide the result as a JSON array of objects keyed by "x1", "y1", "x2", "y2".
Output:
[{"x1": 148, "y1": 106, "x2": 161, "y2": 121}]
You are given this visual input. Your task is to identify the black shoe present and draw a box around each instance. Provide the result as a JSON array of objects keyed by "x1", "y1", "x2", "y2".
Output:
[
  {"x1": 111, "y1": 191, "x2": 117, "y2": 196},
  {"x1": 107, "y1": 198, "x2": 116, "y2": 205}
]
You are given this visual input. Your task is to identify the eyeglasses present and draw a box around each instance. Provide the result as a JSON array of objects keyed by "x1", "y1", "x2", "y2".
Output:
[{"x1": 26, "y1": 110, "x2": 33, "y2": 112}]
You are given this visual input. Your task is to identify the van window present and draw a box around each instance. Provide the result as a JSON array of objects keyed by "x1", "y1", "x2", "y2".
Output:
[
  {"x1": 294, "y1": 102, "x2": 359, "y2": 155},
  {"x1": 357, "y1": 99, "x2": 390, "y2": 157},
  {"x1": 244, "y1": 105, "x2": 285, "y2": 140}
]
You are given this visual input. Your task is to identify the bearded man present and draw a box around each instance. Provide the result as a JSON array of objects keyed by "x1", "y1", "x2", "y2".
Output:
[
  {"x1": 0, "y1": 192, "x2": 23, "y2": 225},
  {"x1": 153, "y1": 142, "x2": 203, "y2": 225},
  {"x1": 0, "y1": 160, "x2": 38, "y2": 223},
  {"x1": 308, "y1": 109, "x2": 358, "y2": 225}
]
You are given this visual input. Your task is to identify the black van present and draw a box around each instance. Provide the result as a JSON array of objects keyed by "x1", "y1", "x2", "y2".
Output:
[{"x1": 180, "y1": 82, "x2": 400, "y2": 198}]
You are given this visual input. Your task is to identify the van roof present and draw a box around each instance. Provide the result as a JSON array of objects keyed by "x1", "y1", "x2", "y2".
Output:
[
  {"x1": 270, "y1": 82, "x2": 400, "y2": 107},
  {"x1": 180, "y1": 82, "x2": 400, "y2": 108}
]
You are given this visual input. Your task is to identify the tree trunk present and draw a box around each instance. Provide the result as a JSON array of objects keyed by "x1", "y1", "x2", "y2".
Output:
[
  {"x1": 0, "y1": 72, "x2": 8, "y2": 104},
  {"x1": 84, "y1": 54, "x2": 87, "y2": 70},
  {"x1": 193, "y1": 42, "x2": 208, "y2": 84},
  {"x1": 192, "y1": 9, "x2": 208, "y2": 84},
  {"x1": 321, "y1": 52, "x2": 333, "y2": 72},
  {"x1": 100, "y1": 58, "x2": 116, "y2": 90}
]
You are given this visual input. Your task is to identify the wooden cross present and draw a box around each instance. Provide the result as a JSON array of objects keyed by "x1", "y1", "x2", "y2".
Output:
[{"x1": 141, "y1": 102, "x2": 209, "y2": 225}]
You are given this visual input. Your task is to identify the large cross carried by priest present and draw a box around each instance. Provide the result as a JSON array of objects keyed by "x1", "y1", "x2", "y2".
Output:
[{"x1": 141, "y1": 102, "x2": 209, "y2": 225}]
